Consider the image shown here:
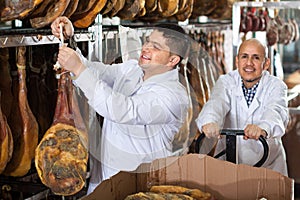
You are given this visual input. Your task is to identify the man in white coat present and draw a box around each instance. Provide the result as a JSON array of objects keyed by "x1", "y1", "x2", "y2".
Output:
[
  {"x1": 196, "y1": 38, "x2": 289, "y2": 176},
  {"x1": 51, "y1": 17, "x2": 190, "y2": 193}
]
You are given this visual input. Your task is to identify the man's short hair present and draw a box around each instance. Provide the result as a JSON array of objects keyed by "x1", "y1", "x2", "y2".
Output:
[{"x1": 153, "y1": 23, "x2": 190, "y2": 60}]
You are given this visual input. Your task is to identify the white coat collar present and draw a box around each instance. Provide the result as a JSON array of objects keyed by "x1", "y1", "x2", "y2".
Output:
[
  {"x1": 143, "y1": 68, "x2": 179, "y2": 84},
  {"x1": 233, "y1": 70, "x2": 269, "y2": 114}
]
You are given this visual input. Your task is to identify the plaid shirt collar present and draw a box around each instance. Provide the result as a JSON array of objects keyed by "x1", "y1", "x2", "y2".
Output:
[{"x1": 242, "y1": 81, "x2": 260, "y2": 107}]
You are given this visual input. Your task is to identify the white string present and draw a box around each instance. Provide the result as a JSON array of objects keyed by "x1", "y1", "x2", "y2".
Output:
[{"x1": 53, "y1": 23, "x2": 64, "y2": 71}]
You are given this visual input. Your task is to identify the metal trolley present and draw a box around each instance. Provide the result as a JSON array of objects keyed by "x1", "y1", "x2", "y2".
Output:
[{"x1": 195, "y1": 129, "x2": 269, "y2": 167}]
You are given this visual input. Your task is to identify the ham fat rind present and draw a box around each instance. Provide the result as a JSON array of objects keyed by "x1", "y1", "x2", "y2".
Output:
[
  {"x1": 3, "y1": 46, "x2": 39, "y2": 177},
  {"x1": 35, "y1": 72, "x2": 88, "y2": 196}
]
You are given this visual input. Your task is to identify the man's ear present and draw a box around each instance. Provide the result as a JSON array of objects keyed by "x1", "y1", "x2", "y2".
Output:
[
  {"x1": 235, "y1": 56, "x2": 239, "y2": 70},
  {"x1": 263, "y1": 58, "x2": 271, "y2": 70},
  {"x1": 169, "y1": 55, "x2": 181, "y2": 67}
]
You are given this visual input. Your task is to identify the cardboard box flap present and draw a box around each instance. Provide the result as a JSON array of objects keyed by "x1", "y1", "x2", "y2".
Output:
[
  {"x1": 83, "y1": 154, "x2": 294, "y2": 200},
  {"x1": 83, "y1": 172, "x2": 137, "y2": 200}
]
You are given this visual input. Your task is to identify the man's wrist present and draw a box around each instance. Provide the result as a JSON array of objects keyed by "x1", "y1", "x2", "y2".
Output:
[
  {"x1": 74, "y1": 63, "x2": 86, "y2": 77},
  {"x1": 66, "y1": 35, "x2": 77, "y2": 50}
]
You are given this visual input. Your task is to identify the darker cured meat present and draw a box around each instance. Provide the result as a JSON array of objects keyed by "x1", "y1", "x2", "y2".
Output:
[
  {"x1": 35, "y1": 71, "x2": 88, "y2": 196},
  {"x1": 72, "y1": 0, "x2": 107, "y2": 28},
  {"x1": 63, "y1": 0, "x2": 80, "y2": 18},
  {"x1": 71, "y1": 0, "x2": 98, "y2": 16},
  {"x1": 29, "y1": 0, "x2": 70, "y2": 28},
  {"x1": 0, "y1": 0, "x2": 43, "y2": 21},
  {"x1": 0, "y1": 48, "x2": 13, "y2": 118},
  {"x1": 0, "y1": 92, "x2": 13, "y2": 174}
]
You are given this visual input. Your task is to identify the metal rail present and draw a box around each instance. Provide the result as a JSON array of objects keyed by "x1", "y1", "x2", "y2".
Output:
[{"x1": 0, "y1": 28, "x2": 95, "y2": 47}]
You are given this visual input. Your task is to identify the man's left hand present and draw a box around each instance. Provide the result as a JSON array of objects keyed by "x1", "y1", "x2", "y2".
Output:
[{"x1": 244, "y1": 124, "x2": 267, "y2": 140}]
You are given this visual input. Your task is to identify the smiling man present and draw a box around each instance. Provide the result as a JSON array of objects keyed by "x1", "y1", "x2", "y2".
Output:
[
  {"x1": 195, "y1": 38, "x2": 289, "y2": 176},
  {"x1": 51, "y1": 17, "x2": 190, "y2": 194}
]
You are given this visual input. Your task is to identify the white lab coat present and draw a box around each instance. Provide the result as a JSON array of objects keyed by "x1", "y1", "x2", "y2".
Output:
[
  {"x1": 196, "y1": 70, "x2": 289, "y2": 176},
  {"x1": 74, "y1": 58, "x2": 189, "y2": 192}
]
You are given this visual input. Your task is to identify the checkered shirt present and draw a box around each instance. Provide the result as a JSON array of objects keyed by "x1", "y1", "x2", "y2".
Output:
[{"x1": 242, "y1": 81, "x2": 259, "y2": 107}]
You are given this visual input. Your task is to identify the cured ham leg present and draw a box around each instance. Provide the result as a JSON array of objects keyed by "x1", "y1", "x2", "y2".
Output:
[
  {"x1": 4, "y1": 46, "x2": 39, "y2": 177},
  {"x1": 0, "y1": 92, "x2": 13, "y2": 174},
  {"x1": 35, "y1": 71, "x2": 88, "y2": 196},
  {"x1": 0, "y1": 48, "x2": 13, "y2": 118},
  {"x1": 72, "y1": 0, "x2": 107, "y2": 28},
  {"x1": 29, "y1": 0, "x2": 70, "y2": 29},
  {"x1": 0, "y1": 0, "x2": 43, "y2": 21}
]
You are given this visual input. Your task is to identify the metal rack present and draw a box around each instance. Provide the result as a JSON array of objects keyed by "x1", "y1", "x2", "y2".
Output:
[
  {"x1": 0, "y1": 28, "x2": 95, "y2": 47},
  {"x1": 0, "y1": 25, "x2": 94, "y2": 199}
]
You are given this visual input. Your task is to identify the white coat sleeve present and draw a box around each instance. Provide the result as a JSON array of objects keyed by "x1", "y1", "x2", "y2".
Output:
[
  {"x1": 75, "y1": 47, "x2": 120, "y2": 87},
  {"x1": 256, "y1": 79, "x2": 289, "y2": 138},
  {"x1": 195, "y1": 76, "x2": 231, "y2": 131},
  {"x1": 74, "y1": 68, "x2": 188, "y2": 125}
]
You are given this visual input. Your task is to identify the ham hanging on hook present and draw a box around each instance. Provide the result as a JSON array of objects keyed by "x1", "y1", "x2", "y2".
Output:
[
  {"x1": 3, "y1": 46, "x2": 39, "y2": 177},
  {"x1": 35, "y1": 71, "x2": 88, "y2": 196}
]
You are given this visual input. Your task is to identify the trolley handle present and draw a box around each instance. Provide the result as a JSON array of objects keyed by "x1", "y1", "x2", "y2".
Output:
[{"x1": 195, "y1": 129, "x2": 269, "y2": 167}]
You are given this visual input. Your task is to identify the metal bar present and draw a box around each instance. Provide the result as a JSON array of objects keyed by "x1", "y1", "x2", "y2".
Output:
[
  {"x1": 226, "y1": 135, "x2": 237, "y2": 163},
  {"x1": 0, "y1": 31, "x2": 95, "y2": 47}
]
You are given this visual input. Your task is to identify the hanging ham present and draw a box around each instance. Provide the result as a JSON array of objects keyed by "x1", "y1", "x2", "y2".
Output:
[
  {"x1": 0, "y1": 48, "x2": 13, "y2": 119},
  {"x1": 35, "y1": 71, "x2": 88, "y2": 196},
  {"x1": 29, "y1": 0, "x2": 70, "y2": 29},
  {"x1": 71, "y1": 0, "x2": 98, "y2": 16},
  {"x1": 100, "y1": 0, "x2": 118, "y2": 15},
  {"x1": 105, "y1": 0, "x2": 126, "y2": 18},
  {"x1": 175, "y1": 0, "x2": 194, "y2": 22},
  {"x1": 72, "y1": 0, "x2": 107, "y2": 28},
  {"x1": 0, "y1": 92, "x2": 13, "y2": 174},
  {"x1": 1, "y1": 0, "x2": 43, "y2": 21},
  {"x1": 3, "y1": 46, "x2": 39, "y2": 177},
  {"x1": 157, "y1": 0, "x2": 179, "y2": 18},
  {"x1": 0, "y1": 48, "x2": 13, "y2": 174},
  {"x1": 63, "y1": 0, "x2": 80, "y2": 18},
  {"x1": 116, "y1": 0, "x2": 141, "y2": 20}
]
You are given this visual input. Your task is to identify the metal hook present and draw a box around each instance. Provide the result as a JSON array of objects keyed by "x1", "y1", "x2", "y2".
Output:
[
  {"x1": 18, "y1": 35, "x2": 25, "y2": 44},
  {"x1": 31, "y1": 35, "x2": 40, "y2": 43},
  {"x1": 2, "y1": 184, "x2": 11, "y2": 191},
  {"x1": 74, "y1": 32, "x2": 82, "y2": 40},
  {"x1": 0, "y1": 37, "x2": 8, "y2": 45},
  {"x1": 46, "y1": 35, "x2": 56, "y2": 41}
]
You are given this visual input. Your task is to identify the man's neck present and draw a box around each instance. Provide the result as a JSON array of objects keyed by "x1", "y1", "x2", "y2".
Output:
[
  {"x1": 143, "y1": 68, "x2": 174, "y2": 81},
  {"x1": 242, "y1": 75, "x2": 262, "y2": 89}
]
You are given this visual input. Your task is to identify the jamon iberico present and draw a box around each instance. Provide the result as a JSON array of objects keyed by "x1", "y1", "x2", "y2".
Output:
[
  {"x1": 3, "y1": 46, "x2": 39, "y2": 177},
  {"x1": 35, "y1": 71, "x2": 88, "y2": 196}
]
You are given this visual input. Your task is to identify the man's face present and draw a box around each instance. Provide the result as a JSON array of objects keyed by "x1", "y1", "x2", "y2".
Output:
[
  {"x1": 138, "y1": 30, "x2": 178, "y2": 74},
  {"x1": 236, "y1": 40, "x2": 270, "y2": 87}
]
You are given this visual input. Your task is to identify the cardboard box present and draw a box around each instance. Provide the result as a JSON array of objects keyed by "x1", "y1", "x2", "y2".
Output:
[{"x1": 82, "y1": 154, "x2": 294, "y2": 200}]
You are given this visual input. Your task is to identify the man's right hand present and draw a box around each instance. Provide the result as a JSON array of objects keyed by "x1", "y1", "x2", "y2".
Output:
[
  {"x1": 201, "y1": 122, "x2": 220, "y2": 139},
  {"x1": 51, "y1": 16, "x2": 74, "y2": 40}
]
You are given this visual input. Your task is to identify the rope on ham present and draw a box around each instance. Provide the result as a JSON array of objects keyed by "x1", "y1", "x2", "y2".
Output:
[{"x1": 53, "y1": 23, "x2": 64, "y2": 71}]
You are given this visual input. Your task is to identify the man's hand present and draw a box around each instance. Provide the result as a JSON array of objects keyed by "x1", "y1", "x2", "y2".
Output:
[
  {"x1": 244, "y1": 124, "x2": 267, "y2": 140},
  {"x1": 57, "y1": 46, "x2": 86, "y2": 77},
  {"x1": 201, "y1": 122, "x2": 220, "y2": 139},
  {"x1": 51, "y1": 16, "x2": 74, "y2": 40}
]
